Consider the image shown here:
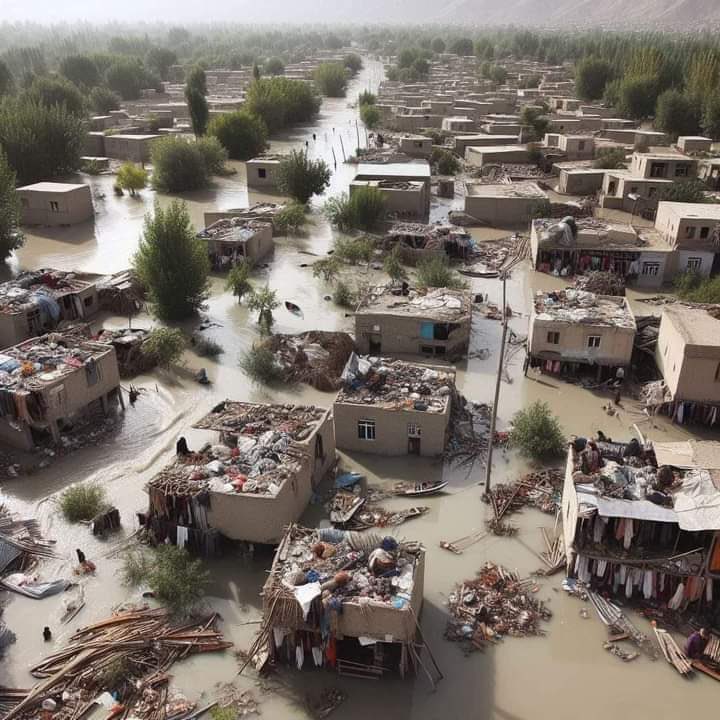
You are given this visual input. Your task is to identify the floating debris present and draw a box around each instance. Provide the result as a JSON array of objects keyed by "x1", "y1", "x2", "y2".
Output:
[
  {"x1": 603, "y1": 641, "x2": 639, "y2": 662},
  {"x1": 483, "y1": 468, "x2": 564, "y2": 522},
  {"x1": 306, "y1": 687, "x2": 347, "y2": 719}
]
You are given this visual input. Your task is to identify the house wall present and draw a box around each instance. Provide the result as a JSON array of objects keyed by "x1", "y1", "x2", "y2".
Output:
[
  {"x1": 333, "y1": 401, "x2": 450, "y2": 457},
  {"x1": 246, "y1": 161, "x2": 280, "y2": 189},
  {"x1": 630, "y1": 155, "x2": 696, "y2": 180},
  {"x1": 561, "y1": 448, "x2": 579, "y2": 572},
  {"x1": 464, "y1": 194, "x2": 544, "y2": 227},
  {"x1": 399, "y1": 137, "x2": 432, "y2": 158},
  {"x1": 529, "y1": 317, "x2": 634, "y2": 367},
  {"x1": 441, "y1": 118, "x2": 476, "y2": 132},
  {"x1": 354, "y1": 312, "x2": 471, "y2": 360},
  {"x1": 104, "y1": 135, "x2": 158, "y2": 162},
  {"x1": 636, "y1": 251, "x2": 669, "y2": 289},
  {"x1": 17, "y1": 187, "x2": 94, "y2": 226},
  {"x1": 244, "y1": 225, "x2": 275, "y2": 262},
  {"x1": 465, "y1": 146, "x2": 530, "y2": 166},
  {"x1": 678, "y1": 137, "x2": 712, "y2": 153},
  {"x1": 560, "y1": 136, "x2": 594, "y2": 160},
  {"x1": 84, "y1": 132, "x2": 106, "y2": 156},
  {"x1": 558, "y1": 170, "x2": 605, "y2": 195},
  {"x1": 454, "y1": 135, "x2": 518, "y2": 155}
]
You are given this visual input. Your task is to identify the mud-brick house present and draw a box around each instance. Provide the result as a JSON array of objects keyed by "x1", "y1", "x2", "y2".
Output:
[
  {"x1": 16, "y1": 182, "x2": 94, "y2": 226},
  {"x1": 350, "y1": 180, "x2": 426, "y2": 221},
  {"x1": 464, "y1": 181, "x2": 548, "y2": 227},
  {"x1": 197, "y1": 218, "x2": 274, "y2": 270},
  {"x1": 246, "y1": 155, "x2": 282, "y2": 189},
  {"x1": 354, "y1": 286, "x2": 473, "y2": 361},
  {"x1": 103, "y1": 134, "x2": 161, "y2": 163},
  {"x1": 144, "y1": 402, "x2": 336, "y2": 550},
  {"x1": 527, "y1": 290, "x2": 636, "y2": 378},
  {"x1": 258, "y1": 524, "x2": 427, "y2": 678},
  {"x1": 354, "y1": 162, "x2": 432, "y2": 215},
  {"x1": 333, "y1": 355, "x2": 454, "y2": 457},
  {"x1": 0, "y1": 270, "x2": 100, "y2": 349},
  {"x1": 399, "y1": 135, "x2": 432, "y2": 158},
  {"x1": 0, "y1": 333, "x2": 121, "y2": 450}
]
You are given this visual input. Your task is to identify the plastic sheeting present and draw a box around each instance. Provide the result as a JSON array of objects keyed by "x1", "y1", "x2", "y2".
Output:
[
  {"x1": 674, "y1": 469, "x2": 720, "y2": 532},
  {"x1": 0, "y1": 573, "x2": 70, "y2": 599}
]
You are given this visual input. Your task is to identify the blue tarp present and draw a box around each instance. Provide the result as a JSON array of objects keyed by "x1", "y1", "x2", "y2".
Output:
[{"x1": 335, "y1": 472, "x2": 363, "y2": 489}]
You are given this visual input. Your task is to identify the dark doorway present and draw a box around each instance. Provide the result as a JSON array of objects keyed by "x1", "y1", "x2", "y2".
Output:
[
  {"x1": 408, "y1": 437, "x2": 421, "y2": 455},
  {"x1": 368, "y1": 335, "x2": 381, "y2": 354}
]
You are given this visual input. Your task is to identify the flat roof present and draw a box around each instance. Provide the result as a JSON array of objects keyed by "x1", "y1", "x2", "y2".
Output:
[
  {"x1": 356, "y1": 162, "x2": 431, "y2": 180},
  {"x1": 662, "y1": 304, "x2": 720, "y2": 347},
  {"x1": 466, "y1": 145, "x2": 528, "y2": 153},
  {"x1": 0, "y1": 269, "x2": 96, "y2": 315},
  {"x1": 16, "y1": 182, "x2": 88, "y2": 193},
  {"x1": 657, "y1": 201, "x2": 720, "y2": 220},
  {"x1": 357, "y1": 286, "x2": 473, "y2": 322},
  {"x1": 466, "y1": 181, "x2": 546, "y2": 199},
  {"x1": 105, "y1": 134, "x2": 161, "y2": 140},
  {"x1": 533, "y1": 290, "x2": 635, "y2": 329}
]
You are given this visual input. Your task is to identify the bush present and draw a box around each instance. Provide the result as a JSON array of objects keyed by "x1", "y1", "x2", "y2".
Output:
[
  {"x1": 575, "y1": 56, "x2": 613, "y2": 101},
  {"x1": 60, "y1": 483, "x2": 108, "y2": 522},
  {"x1": 208, "y1": 111, "x2": 268, "y2": 160},
  {"x1": 245, "y1": 77, "x2": 321, "y2": 133},
  {"x1": 116, "y1": 162, "x2": 148, "y2": 195},
  {"x1": 226, "y1": 260, "x2": 253, "y2": 302},
  {"x1": 674, "y1": 272, "x2": 720, "y2": 304},
  {"x1": 333, "y1": 235, "x2": 375, "y2": 265},
  {"x1": 654, "y1": 90, "x2": 699, "y2": 140},
  {"x1": 509, "y1": 400, "x2": 565, "y2": 460},
  {"x1": 60, "y1": 54, "x2": 100, "y2": 89},
  {"x1": 593, "y1": 147, "x2": 627, "y2": 169},
  {"x1": 277, "y1": 150, "x2": 331, "y2": 204},
  {"x1": 383, "y1": 246, "x2": 407, "y2": 281},
  {"x1": 314, "y1": 62, "x2": 348, "y2": 97},
  {"x1": 264, "y1": 57, "x2": 285, "y2": 76},
  {"x1": 274, "y1": 202, "x2": 307, "y2": 234},
  {"x1": 195, "y1": 136, "x2": 228, "y2": 175},
  {"x1": 333, "y1": 280, "x2": 356, "y2": 308},
  {"x1": 121, "y1": 549, "x2": 151, "y2": 587},
  {"x1": 312, "y1": 256, "x2": 341, "y2": 283},
  {"x1": 324, "y1": 188, "x2": 386, "y2": 232},
  {"x1": 133, "y1": 201, "x2": 209, "y2": 320},
  {"x1": 661, "y1": 179, "x2": 709, "y2": 204},
  {"x1": 89, "y1": 86, "x2": 121, "y2": 114},
  {"x1": 123, "y1": 545, "x2": 209, "y2": 616},
  {"x1": 150, "y1": 136, "x2": 226, "y2": 192},
  {"x1": 185, "y1": 86, "x2": 209, "y2": 137},
  {"x1": 433, "y1": 149, "x2": 460, "y2": 175},
  {"x1": 193, "y1": 335, "x2": 224, "y2": 357},
  {"x1": 0, "y1": 149, "x2": 23, "y2": 260},
  {"x1": 416, "y1": 255, "x2": 466, "y2": 289},
  {"x1": 0, "y1": 97, "x2": 84, "y2": 185},
  {"x1": 142, "y1": 327, "x2": 186, "y2": 368},
  {"x1": 247, "y1": 285, "x2": 279, "y2": 334},
  {"x1": 344, "y1": 54, "x2": 363, "y2": 75},
  {"x1": 25, "y1": 75, "x2": 86, "y2": 116},
  {"x1": 358, "y1": 91, "x2": 376, "y2": 106},
  {"x1": 240, "y1": 345, "x2": 283, "y2": 384},
  {"x1": 360, "y1": 104, "x2": 381, "y2": 129}
]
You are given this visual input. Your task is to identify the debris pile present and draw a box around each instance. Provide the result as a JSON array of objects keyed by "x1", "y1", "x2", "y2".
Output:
[
  {"x1": 96, "y1": 270, "x2": 145, "y2": 315},
  {"x1": 4, "y1": 608, "x2": 231, "y2": 720},
  {"x1": 573, "y1": 270, "x2": 626, "y2": 297},
  {"x1": 482, "y1": 468, "x2": 564, "y2": 526},
  {"x1": 96, "y1": 328, "x2": 156, "y2": 377},
  {"x1": 443, "y1": 396, "x2": 491, "y2": 472},
  {"x1": 264, "y1": 331, "x2": 356, "y2": 391},
  {"x1": 444, "y1": 563, "x2": 551, "y2": 653}
]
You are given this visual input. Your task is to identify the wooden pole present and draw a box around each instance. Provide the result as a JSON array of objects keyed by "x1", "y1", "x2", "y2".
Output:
[
  {"x1": 339, "y1": 135, "x2": 346, "y2": 161},
  {"x1": 484, "y1": 272, "x2": 508, "y2": 491}
]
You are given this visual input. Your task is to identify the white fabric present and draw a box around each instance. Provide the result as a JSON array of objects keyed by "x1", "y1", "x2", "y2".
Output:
[
  {"x1": 176, "y1": 525, "x2": 188, "y2": 549},
  {"x1": 668, "y1": 582, "x2": 685, "y2": 610},
  {"x1": 674, "y1": 469, "x2": 720, "y2": 532},
  {"x1": 291, "y1": 582, "x2": 322, "y2": 620}
]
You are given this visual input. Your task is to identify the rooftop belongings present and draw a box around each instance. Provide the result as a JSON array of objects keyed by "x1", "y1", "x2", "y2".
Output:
[
  {"x1": 0, "y1": 269, "x2": 94, "y2": 316},
  {"x1": 264, "y1": 331, "x2": 356, "y2": 392},
  {"x1": 444, "y1": 562, "x2": 552, "y2": 653},
  {"x1": 573, "y1": 270, "x2": 626, "y2": 297},
  {"x1": 4, "y1": 608, "x2": 231, "y2": 720},
  {"x1": 337, "y1": 354, "x2": 454, "y2": 412},
  {"x1": 383, "y1": 222, "x2": 472, "y2": 260},
  {"x1": 533, "y1": 289, "x2": 636, "y2": 329},
  {"x1": 246, "y1": 525, "x2": 426, "y2": 677},
  {"x1": 357, "y1": 286, "x2": 473, "y2": 323},
  {"x1": 198, "y1": 217, "x2": 272, "y2": 245}
]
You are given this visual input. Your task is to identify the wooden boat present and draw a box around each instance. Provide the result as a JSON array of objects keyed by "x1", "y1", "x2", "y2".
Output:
[
  {"x1": 392, "y1": 480, "x2": 448, "y2": 497},
  {"x1": 285, "y1": 301, "x2": 303, "y2": 316},
  {"x1": 330, "y1": 491, "x2": 365, "y2": 525}
]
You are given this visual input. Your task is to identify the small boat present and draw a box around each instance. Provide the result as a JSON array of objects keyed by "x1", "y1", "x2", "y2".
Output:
[
  {"x1": 285, "y1": 301, "x2": 303, "y2": 316},
  {"x1": 330, "y1": 491, "x2": 365, "y2": 526},
  {"x1": 392, "y1": 480, "x2": 448, "y2": 497}
]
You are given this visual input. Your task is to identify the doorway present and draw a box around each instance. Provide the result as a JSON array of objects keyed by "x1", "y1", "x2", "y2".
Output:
[{"x1": 408, "y1": 437, "x2": 421, "y2": 455}]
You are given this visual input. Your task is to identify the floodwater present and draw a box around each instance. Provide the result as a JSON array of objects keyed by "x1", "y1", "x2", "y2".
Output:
[{"x1": 1, "y1": 60, "x2": 716, "y2": 719}]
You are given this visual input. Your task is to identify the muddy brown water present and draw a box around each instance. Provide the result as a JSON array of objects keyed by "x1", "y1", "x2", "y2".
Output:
[{"x1": 1, "y1": 61, "x2": 715, "y2": 718}]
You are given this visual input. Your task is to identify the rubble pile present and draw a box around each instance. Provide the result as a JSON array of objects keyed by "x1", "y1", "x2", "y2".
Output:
[
  {"x1": 534, "y1": 289, "x2": 635, "y2": 329},
  {"x1": 96, "y1": 270, "x2": 144, "y2": 315},
  {"x1": 573, "y1": 271, "x2": 626, "y2": 297},
  {"x1": 3, "y1": 608, "x2": 230, "y2": 720},
  {"x1": 483, "y1": 468, "x2": 564, "y2": 522},
  {"x1": 264, "y1": 331, "x2": 356, "y2": 391},
  {"x1": 444, "y1": 396, "x2": 491, "y2": 471},
  {"x1": 444, "y1": 562, "x2": 552, "y2": 653},
  {"x1": 96, "y1": 328, "x2": 156, "y2": 377}
]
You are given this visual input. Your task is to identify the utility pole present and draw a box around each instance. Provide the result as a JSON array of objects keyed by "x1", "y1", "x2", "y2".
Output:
[{"x1": 484, "y1": 271, "x2": 508, "y2": 491}]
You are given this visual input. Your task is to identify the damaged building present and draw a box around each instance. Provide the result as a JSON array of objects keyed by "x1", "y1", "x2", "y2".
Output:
[
  {"x1": 383, "y1": 222, "x2": 472, "y2": 263},
  {"x1": 527, "y1": 290, "x2": 636, "y2": 377},
  {"x1": 144, "y1": 402, "x2": 336, "y2": 549},
  {"x1": 333, "y1": 355, "x2": 454, "y2": 457},
  {"x1": 354, "y1": 286, "x2": 473, "y2": 360},
  {"x1": 197, "y1": 218, "x2": 274, "y2": 269},
  {"x1": 0, "y1": 333, "x2": 121, "y2": 450}
]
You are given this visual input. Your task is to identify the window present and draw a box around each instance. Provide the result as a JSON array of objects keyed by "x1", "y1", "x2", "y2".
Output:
[
  {"x1": 701, "y1": 226, "x2": 710, "y2": 239},
  {"x1": 357, "y1": 420, "x2": 376, "y2": 441},
  {"x1": 407, "y1": 423, "x2": 422, "y2": 437},
  {"x1": 420, "y1": 345, "x2": 433, "y2": 354},
  {"x1": 642, "y1": 262, "x2": 660, "y2": 276},
  {"x1": 675, "y1": 165, "x2": 689, "y2": 177},
  {"x1": 257, "y1": 168, "x2": 267, "y2": 178},
  {"x1": 84, "y1": 296, "x2": 94, "y2": 307},
  {"x1": 630, "y1": 186, "x2": 638, "y2": 195},
  {"x1": 648, "y1": 187, "x2": 657, "y2": 198},
  {"x1": 587, "y1": 336, "x2": 601, "y2": 349},
  {"x1": 687, "y1": 257, "x2": 702, "y2": 271},
  {"x1": 650, "y1": 163, "x2": 666, "y2": 178},
  {"x1": 578, "y1": 141, "x2": 586, "y2": 151},
  {"x1": 49, "y1": 200, "x2": 60, "y2": 212},
  {"x1": 685, "y1": 226, "x2": 696, "y2": 239},
  {"x1": 414, "y1": 141, "x2": 423, "y2": 148},
  {"x1": 547, "y1": 331, "x2": 560, "y2": 344}
]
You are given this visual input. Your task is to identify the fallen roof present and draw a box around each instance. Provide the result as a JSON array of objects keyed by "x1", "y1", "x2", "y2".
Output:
[{"x1": 357, "y1": 286, "x2": 473, "y2": 322}]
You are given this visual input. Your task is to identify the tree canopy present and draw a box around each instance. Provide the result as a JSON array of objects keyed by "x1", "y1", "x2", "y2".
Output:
[
  {"x1": 575, "y1": 56, "x2": 613, "y2": 101},
  {"x1": 0, "y1": 149, "x2": 23, "y2": 261},
  {"x1": 277, "y1": 150, "x2": 331, "y2": 204},
  {"x1": 314, "y1": 62, "x2": 348, "y2": 97},
  {"x1": 208, "y1": 111, "x2": 268, "y2": 161}
]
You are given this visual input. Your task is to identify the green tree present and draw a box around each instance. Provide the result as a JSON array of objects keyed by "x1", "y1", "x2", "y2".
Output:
[
  {"x1": 247, "y1": 285, "x2": 279, "y2": 335},
  {"x1": 509, "y1": 400, "x2": 565, "y2": 460},
  {"x1": 397, "y1": 48, "x2": 418, "y2": 69},
  {"x1": 358, "y1": 91, "x2": 376, "y2": 106},
  {"x1": 208, "y1": 111, "x2": 268, "y2": 160},
  {"x1": 450, "y1": 38, "x2": 474, "y2": 56},
  {"x1": 333, "y1": 280, "x2": 356, "y2": 308},
  {"x1": 314, "y1": 62, "x2": 348, "y2": 97},
  {"x1": 575, "y1": 56, "x2": 613, "y2": 101},
  {"x1": 431, "y1": 38, "x2": 446, "y2": 54},
  {"x1": 344, "y1": 53, "x2": 363, "y2": 75},
  {"x1": 416, "y1": 255, "x2": 466, "y2": 289},
  {"x1": 185, "y1": 65, "x2": 207, "y2": 95},
  {"x1": 60, "y1": 55, "x2": 100, "y2": 89},
  {"x1": 654, "y1": 90, "x2": 699, "y2": 140},
  {"x1": 245, "y1": 77, "x2": 320, "y2": 132},
  {"x1": 116, "y1": 162, "x2": 148, "y2": 195},
  {"x1": 185, "y1": 86, "x2": 209, "y2": 137},
  {"x1": 360, "y1": 104, "x2": 381, "y2": 129},
  {"x1": 433, "y1": 149, "x2": 460, "y2": 175},
  {"x1": 593, "y1": 147, "x2": 627, "y2": 169},
  {"x1": 660, "y1": 179, "x2": 709, "y2": 204},
  {"x1": 105, "y1": 57, "x2": 146, "y2": 100},
  {"x1": 240, "y1": 344, "x2": 283, "y2": 384},
  {"x1": 89, "y1": 86, "x2": 121, "y2": 114},
  {"x1": 520, "y1": 106, "x2": 549, "y2": 141},
  {"x1": 195, "y1": 137, "x2": 228, "y2": 175},
  {"x1": 142, "y1": 327, "x2": 186, "y2": 368},
  {"x1": 312, "y1": 256, "x2": 341, "y2": 283},
  {"x1": 133, "y1": 200, "x2": 210, "y2": 321},
  {"x1": 145, "y1": 47, "x2": 177, "y2": 80},
  {"x1": 702, "y1": 93, "x2": 720, "y2": 140},
  {"x1": 150, "y1": 137, "x2": 210, "y2": 192},
  {"x1": 0, "y1": 97, "x2": 84, "y2": 184},
  {"x1": 383, "y1": 246, "x2": 407, "y2": 282},
  {"x1": 324, "y1": 187, "x2": 385, "y2": 232},
  {"x1": 0, "y1": 60, "x2": 13, "y2": 97},
  {"x1": 274, "y1": 202, "x2": 307, "y2": 234},
  {"x1": 264, "y1": 57, "x2": 285, "y2": 76},
  {"x1": 277, "y1": 150, "x2": 330, "y2": 204},
  {"x1": 617, "y1": 75, "x2": 659, "y2": 121},
  {"x1": 26, "y1": 75, "x2": 85, "y2": 116},
  {"x1": 0, "y1": 149, "x2": 23, "y2": 260},
  {"x1": 226, "y1": 260, "x2": 254, "y2": 301}
]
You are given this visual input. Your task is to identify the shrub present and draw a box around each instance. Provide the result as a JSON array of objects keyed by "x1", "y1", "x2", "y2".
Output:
[
  {"x1": 193, "y1": 335, "x2": 224, "y2": 357},
  {"x1": 142, "y1": 327, "x2": 186, "y2": 368},
  {"x1": 344, "y1": 53, "x2": 363, "y2": 75},
  {"x1": 312, "y1": 256, "x2": 341, "y2": 283},
  {"x1": 661, "y1": 179, "x2": 709, "y2": 204},
  {"x1": 121, "y1": 549, "x2": 151, "y2": 587},
  {"x1": 133, "y1": 201, "x2": 209, "y2": 320},
  {"x1": 333, "y1": 280, "x2": 356, "y2": 308},
  {"x1": 226, "y1": 260, "x2": 253, "y2": 302},
  {"x1": 185, "y1": 86, "x2": 209, "y2": 137},
  {"x1": 674, "y1": 271, "x2": 720, "y2": 303},
  {"x1": 25, "y1": 75, "x2": 85, "y2": 116},
  {"x1": 358, "y1": 91, "x2": 376, "y2": 106},
  {"x1": 264, "y1": 57, "x2": 285, "y2": 76},
  {"x1": 360, "y1": 104, "x2": 381, "y2": 129},
  {"x1": 123, "y1": 545, "x2": 209, "y2": 616},
  {"x1": 509, "y1": 400, "x2": 565, "y2": 460},
  {"x1": 433, "y1": 149, "x2": 460, "y2": 175},
  {"x1": 89, "y1": 86, "x2": 121, "y2": 114},
  {"x1": 245, "y1": 77, "x2": 321, "y2": 133},
  {"x1": 116, "y1": 163, "x2": 147, "y2": 195},
  {"x1": 149, "y1": 136, "x2": 226, "y2": 192},
  {"x1": 60, "y1": 483, "x2": 108, "y2": 522},
  {"x1": 383, "y1": 246, "x2": 407, "y2": 281},
  {"x1": 208, "y1": 111, "x2": 268, "y2": 160},
  {"x1": 247, "y1": 285, "x2": 279, "y2": 334},
  {"x1": 274, "y1": 202, "x2": 307, "y2": 234},
  {"x1": 195, "y1": 136, "x2": 228, "y2": 175},
  {"x1": 593, "y1": 147, "x2": 627, "y2": 169},
  {"x1": 314, "y1": 62, "x2": 348, "y2": 97},
  {"x1": 277, "y1": 150, "x2": 331, "y2": 204},
  {"x1": 0, "y1": 149, "x2": 23, "y2": 260},
  {"x1": 240, "y1": 345, "x2": 283, "y2": 384},
  {"x1": 333, "y1": 235, "x2": 375, "y2": 265},
  {"x1": 325, "y1": 188, "x2": 386, "y2": 232},
  {"x1": 82, "y1": 158, "x2": 105, "y2": 175},
  {"x1": 416, "y1": 255, "x2": 467, "y2": 289}
]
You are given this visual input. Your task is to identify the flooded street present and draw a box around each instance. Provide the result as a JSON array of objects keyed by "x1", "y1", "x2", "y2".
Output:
[{"x1": 1, "y1": 59, "x2": 715, "y2": 720}]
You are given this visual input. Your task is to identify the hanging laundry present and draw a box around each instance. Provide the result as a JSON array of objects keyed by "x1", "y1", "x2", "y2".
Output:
[
  {"x1": 668, "y1": 582, "x2": 685, "y2": 610},
  {"x1": 176, "y1": 525, "x2": 188, "y2": 549},
  {"x1": 623, "y1": 518, "x2": 634, "y2": 550},
  {"x1": 642, "y1": 570, "x2": 654, "y2": 600},
  {"x1": 295, "y1": 643, "x2": 305, "y2": 670}
]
